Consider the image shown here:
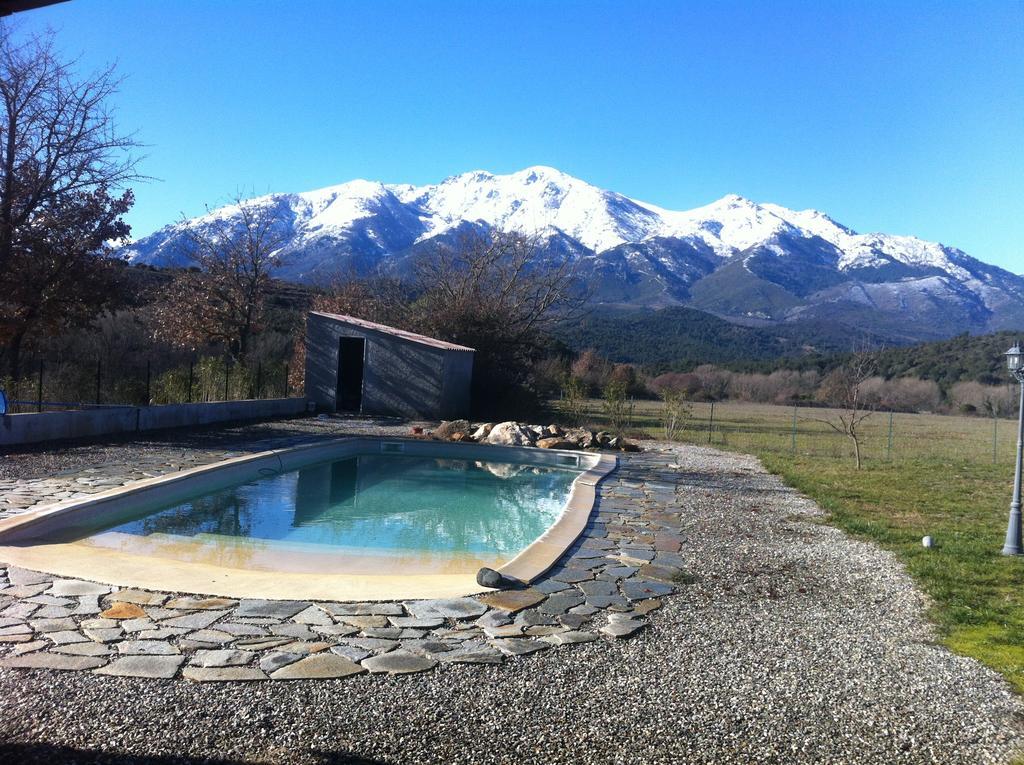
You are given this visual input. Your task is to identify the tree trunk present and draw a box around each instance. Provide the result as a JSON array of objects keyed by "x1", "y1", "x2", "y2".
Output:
[
  {"x1": 6, "y1": 325, "x2": 26, "y2": 382},
  {"x1": 852, "y1": 435, "x2": 862, "y2": 470}
]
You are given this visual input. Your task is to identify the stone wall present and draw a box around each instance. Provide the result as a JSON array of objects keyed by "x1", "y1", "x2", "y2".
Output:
[{"x1": 0, "y1": 397, "x2": 309, "y2": 448}]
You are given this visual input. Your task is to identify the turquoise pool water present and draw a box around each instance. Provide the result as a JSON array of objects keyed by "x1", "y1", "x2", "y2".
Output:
[{"x1": 67, "y1": 453, "x2": 581, "y2": 575}]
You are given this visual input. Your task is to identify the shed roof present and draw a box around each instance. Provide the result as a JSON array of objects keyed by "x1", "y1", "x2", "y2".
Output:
[{"x1": 311, "y1": 312, "x2": 475, "y2": 352}]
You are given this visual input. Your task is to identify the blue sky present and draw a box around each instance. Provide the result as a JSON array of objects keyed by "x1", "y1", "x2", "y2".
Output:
[{"x1": 11, "y1": 0, "x2": 1024, "y2": 272}]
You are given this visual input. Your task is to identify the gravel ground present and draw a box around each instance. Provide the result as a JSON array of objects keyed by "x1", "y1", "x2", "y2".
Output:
[{"x1": 1, "y1": 422, "x2": 1022, "y2": 764}]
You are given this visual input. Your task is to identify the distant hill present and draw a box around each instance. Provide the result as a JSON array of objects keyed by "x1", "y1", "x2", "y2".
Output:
[{"x1": 555, "y1": 305, "x2": 888, "y2": 369}]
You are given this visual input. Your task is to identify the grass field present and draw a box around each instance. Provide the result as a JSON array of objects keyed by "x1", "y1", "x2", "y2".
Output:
[{"x1": 568, "y1": 398, "x2": 1024, "y2": 692}]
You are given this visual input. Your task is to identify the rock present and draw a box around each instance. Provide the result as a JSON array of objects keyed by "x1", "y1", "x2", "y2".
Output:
[
  {"x1": 183, "y1": 629, "x2": 235, "y2": 644},
  {"x1": 233, "y1": 599, "x2": 307, "y2": 619},
  {"x1": 477, "y1": 588, "x2": 547, "y2": 614},
  {"x1": 600, "y1": 620, "x2": 646, "y2": 639},
  {"x1": 485, "y1": 421, "x2": 536, "y2": 446},
  {"x1": 476, "y1": 567, "x2": 522, "y2": 589},
  {"x1": 83, "y1": 627, "x2": 123, "y2": 643},
  {"x1": 490, "y1": 638, "x2": 550, "y2": 656},
  {"x1": 337, "y1": 615, "x2": 389, "y2": 630},
  {"x1": 115, "y1": 640, "x2": 180, "y2": 655},
  {"x1": 483, "y1": 624, "x2": 524, "y2": 638},
  {"x1": 433, "y1": 419, "x2": 472, "y2": 441},
  {"x1": 259, "y1": 651, "x2": 304, "y2": 673},
  {"x1": 565, "y1": 428, "x2": 596, "y2": 448},
  {"x1": 9, "y1": 640, "x2": 47, "y2": 656},
  {"x1": 28, "y1": 617, "x2": 76, "y2": 633},
  {"x1": 320, "y1": 602, "x2": 405, "y2": 617},
  {"x1": 233, "y1": 637, "x2": 291, "y2": 650},
  {"x1": 1, "y1": 652, "x2": 107, "y2": 671},
  {"x1": 476, "y1": 610, "x2": 512, "y2": 629},
  {"x1": 470, "y1": 423, "x2": 494, "y2": 440},
  {"x1": 165, "y1": 596, "x2": 237, "y2": 610},
  {"x1": 190, "y1": 649, "x2": 254, "y2": 667},
  {"x1": 405, "y1": 598, "x2": 487, "y2": 620},
  {"x1": 621, "y1": 579, "x2": 674, "y2": 601},
  {"x1": 436, "y1": 647, "x2": 504, "y2": 664},
  {"x1": 99, "y1": 602, "x2": 147, "y2": 620},
  {"x1": 450, "y1": 432, "x2": 468, "y2": 442},
  {"x1": 0, "y1": 633, "x2": 35, "y2": 643},
  {"x1": 51, "y1": 642, "x2": 111, "y2": 657},
  {"x1": 109, "y1": 589, "x2": 169, "y2": 606},
  {"x1": 388, "y1": 616, "x2": 444, "y2": 629},
  {"x1": 637, "y1": 564, "x2": 681, "y2": 583},
  {"x1": 95, "y1": 655, "x2": 185, "y2": 679},
  {"x1": 47, "y1": 580, "x2": 111, "y2": 597},
  {"x1": 183, "y1": 666, "x2": 267, "y2": 682},
  {"x1": 46, "y1": 630, "x2": 88, "y2": 645},
  {"x1": 330, "y1": 645, "x2": 371, "y2": 663},
  {"x1": 361, "y1": 650, "x2": 437, "y2": 675},
  {"x1": 270, "y1": 653, "x2": 365, "y2": 680},
  {"x1": 536, "y1": 437, "x2": 577, "y2": 450},
  {"x1": 542, "y1": 630, "x2": 600, "y2": 645},
  {"x1": 159, "y1": 610, "x2": 230, "y2": 630}
]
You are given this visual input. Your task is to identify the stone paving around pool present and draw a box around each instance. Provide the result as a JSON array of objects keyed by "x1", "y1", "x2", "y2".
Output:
[{"x1": 0, "y1": 438, "x2": 687, "y2": 681}]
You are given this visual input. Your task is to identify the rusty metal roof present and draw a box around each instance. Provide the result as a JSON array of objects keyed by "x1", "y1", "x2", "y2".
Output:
[{"x1": 311, "y1": 312, "x2": 475, "y2": 353}]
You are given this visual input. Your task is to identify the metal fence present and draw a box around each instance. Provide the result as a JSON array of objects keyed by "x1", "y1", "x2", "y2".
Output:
[
  {"x1": 564, "y1": 398, "x2": 1020, "y2": 468},
  {"x1": 2, "y1": 356, "x2": 292, "y2": 414}
]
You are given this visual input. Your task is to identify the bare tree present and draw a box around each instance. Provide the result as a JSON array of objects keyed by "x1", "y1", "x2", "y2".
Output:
[
  {"x1": 411, "y1": 229, "x2": 586, "y2": 349},
  {"x1": 410, "y1": 230, "x2": 588, "y2": 415},
  {"x1": 0, "y1": 26, "x2": 140, "y2": 379},
  {"x1": 154, "y1": 195, "x2": 286, "y2": 360},
  {"x1": 812, "y1": 351, "x2": 877, "y2": 469}
]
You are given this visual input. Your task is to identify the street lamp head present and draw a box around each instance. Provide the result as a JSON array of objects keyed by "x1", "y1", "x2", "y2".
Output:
[{"x1": 1007, "y1": 343, "x2": 1023, "y2": 375}]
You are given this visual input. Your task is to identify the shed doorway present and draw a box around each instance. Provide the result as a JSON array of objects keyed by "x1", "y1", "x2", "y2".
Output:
[{"x1": 336, "y1": 337, "x2": 365, "y2": 412}]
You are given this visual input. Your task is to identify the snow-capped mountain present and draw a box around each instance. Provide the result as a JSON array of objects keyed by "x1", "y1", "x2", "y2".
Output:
[{"x1": 123, "y1": 166, "x2": 1024, "y2": 343}]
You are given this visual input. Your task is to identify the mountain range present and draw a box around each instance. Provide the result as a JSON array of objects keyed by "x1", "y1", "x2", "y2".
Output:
[{"x1": 122, "y1": 166, "x2": 1024, "y2": 345}]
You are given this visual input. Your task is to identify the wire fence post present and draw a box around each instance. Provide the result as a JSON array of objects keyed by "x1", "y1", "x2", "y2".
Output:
[
  {"x1": 187, "y1": 358, "x2": 195, "y2": 404},
  {"x1": 36, "y1": 362, "x2": 43, "y2": 413},
  {"x1": 144, "y1": 360, "x2": 151, "y2": 406},
  {"x1": 887, "y1": 411, "x2": 895, "y2": 462},
  {"x1": 283, "y1": 364, "x2": 289, "y2": 397},
  {"x1": 708, "y1": 401, "x2": 715, "y2": 444},
  {"x1": 95, "y1": 360, "x2": 101, "y2": 406},
  {"x1": 791, "y1": 405, "x2": 798, "y2": 453}
]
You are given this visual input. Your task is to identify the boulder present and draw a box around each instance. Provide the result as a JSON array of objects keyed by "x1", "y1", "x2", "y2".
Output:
[
  {"x1": 471, "y1": 423, "x2": 494, "y2": 441},
  {"x1": 433, "y1": 420, "x2": 471, "y2": 441},
  {"x1": 565, "y1": 428, "x2": 596, "y2": 449},
  {"x1": 546, "y1": 424, "x2": 564, "y2": 437},
  {"x1": 536, "y1": 437, "x2": 577, "y2": 450},
  {"x1": 485, "y1": 422, "x2": 535, "y2": 446},
  {"x1": 595, "y1": 431, "x2": 612, "y2": 447},
  {"x1": 450, "y1": 432, "x2": 469, "y2": 442}
]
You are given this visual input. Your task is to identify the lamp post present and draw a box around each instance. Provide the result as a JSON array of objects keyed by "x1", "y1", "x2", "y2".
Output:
[{"x1": 1002, "y1": 343, "x2": 1024, "y2": 555}]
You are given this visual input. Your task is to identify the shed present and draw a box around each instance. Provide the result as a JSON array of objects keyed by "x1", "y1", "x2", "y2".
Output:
[{"x1": 304, "y1": 311, "x2": 475, "y2": 419}]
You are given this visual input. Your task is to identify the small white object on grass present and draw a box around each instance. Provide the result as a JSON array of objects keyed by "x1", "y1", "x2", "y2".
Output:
[{"x1": 922, "y1": 536, "x2": 934, "y2": 548}]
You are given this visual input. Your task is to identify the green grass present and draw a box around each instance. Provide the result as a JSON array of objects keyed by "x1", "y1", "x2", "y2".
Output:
[
  {"x1": 762, "y1": 454, "x2": 1024, "y2": 692},
  {"x1": 565, "y1": 398, "x2": 1024, "y2": 692}
]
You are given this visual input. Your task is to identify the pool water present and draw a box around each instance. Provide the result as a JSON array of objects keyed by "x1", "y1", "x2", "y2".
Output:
[{"x1": 65, "y1": 454, "x2": 581, "y2": 575}]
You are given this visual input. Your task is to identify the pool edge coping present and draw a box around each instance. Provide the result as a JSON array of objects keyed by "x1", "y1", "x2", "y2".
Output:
[{"x1": 0, "y1": 437, "x2": 617, "y2": 600}]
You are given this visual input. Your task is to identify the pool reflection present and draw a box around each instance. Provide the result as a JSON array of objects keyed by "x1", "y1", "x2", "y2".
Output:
[{"x1": 82, "y1": 455, "x2": 578, "y2": 568}]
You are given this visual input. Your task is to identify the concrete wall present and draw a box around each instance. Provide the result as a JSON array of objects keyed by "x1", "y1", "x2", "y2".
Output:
[
  {"x1": 305, "y1": 313, "x2": 473, "y2": 419},
  {"x1": 0, "y1": 397, "x2": 308, "y2": 449}
]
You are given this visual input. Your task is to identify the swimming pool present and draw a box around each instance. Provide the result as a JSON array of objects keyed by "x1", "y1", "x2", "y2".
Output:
[
  {"x1": 0, "y1": 438, "x2": 616, "y2": 600},
  {"x1": 59, "y1": 453, "x2": 579, "y2": 574}
]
